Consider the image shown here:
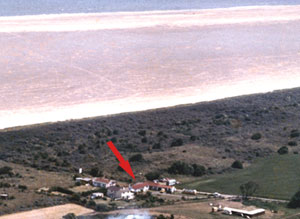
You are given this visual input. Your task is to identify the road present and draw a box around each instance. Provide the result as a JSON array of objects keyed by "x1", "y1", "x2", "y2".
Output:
[{"x1": 153, "y1": 189, "x2": 288, "y2": 203}]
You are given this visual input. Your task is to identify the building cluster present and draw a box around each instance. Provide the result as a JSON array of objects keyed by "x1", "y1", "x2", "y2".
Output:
[{"x1": 75, "y1": 177, "x2": 178, "y2": 200}]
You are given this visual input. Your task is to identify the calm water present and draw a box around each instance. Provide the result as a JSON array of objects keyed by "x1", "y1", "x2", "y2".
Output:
[
  {"x1": 0, "y1": 2, "x2": 300, "y2": 129},
  {"x1": 0, "y1": 0, "x2": 300, "y2": 16},
  {"x1": 1, "y1": 20, "x2": 300, "y2": 129}
]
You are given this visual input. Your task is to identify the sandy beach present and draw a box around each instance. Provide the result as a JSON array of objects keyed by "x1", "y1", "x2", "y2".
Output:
[
  {"x1": 0, "y1": 5, "x2": 300, "y2": 32},
  {"x1": 0, "y1": 5, "x2": 300, "y2": 129}
]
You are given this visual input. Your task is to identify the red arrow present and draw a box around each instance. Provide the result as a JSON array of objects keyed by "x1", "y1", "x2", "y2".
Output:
[{"x1": 106, "y1": 141, "x2": 135, "y2": 180}]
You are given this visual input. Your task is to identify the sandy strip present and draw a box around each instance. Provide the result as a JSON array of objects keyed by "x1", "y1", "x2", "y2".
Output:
[
  {"x1": 0, "y1": 204, "x2": 94, "y2": 219},
  {"x1": 0, "y1": 5, "x2": 300, "y2": 32}
]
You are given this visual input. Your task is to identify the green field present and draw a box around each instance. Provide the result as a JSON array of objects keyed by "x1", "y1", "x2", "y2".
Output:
[{"x1": 181, "y1": 154, "x2": 300, "y2": 200}]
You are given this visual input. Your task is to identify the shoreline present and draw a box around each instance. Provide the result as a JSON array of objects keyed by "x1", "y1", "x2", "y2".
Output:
[
  {"x1": 0, "y1": 5, "x2": 298, "y2": 19},
  {"x1": 1, "y1": 86, "x2": 299, "y2": 132},
  {"x1": 0, "y1": 5, "x2": 300, "y2": 32}
]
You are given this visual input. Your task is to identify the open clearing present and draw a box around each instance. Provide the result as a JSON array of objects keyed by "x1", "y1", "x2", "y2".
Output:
[
  {"x1": 181, "y1": 154, "x2": 300, "y2": 200},
  {"x1": 0, "y1": 204, "x2": 93, "y2": 219}
]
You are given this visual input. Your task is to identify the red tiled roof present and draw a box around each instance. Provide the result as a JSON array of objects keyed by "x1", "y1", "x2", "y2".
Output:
[
  {"x1": 93, "y1": 178, "x2": 110, "y2": 184},
  {"x1": 131, "y1": 182, "x2": 150, "y2": 190}
]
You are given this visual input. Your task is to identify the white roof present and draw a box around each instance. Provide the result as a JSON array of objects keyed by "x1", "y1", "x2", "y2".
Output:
[
  {"x1": 223, "y1": 207, "x2": 265, "y2": 215},
  {"x1": 92, "y1": 192, "x2": 103, "y2": 195}
]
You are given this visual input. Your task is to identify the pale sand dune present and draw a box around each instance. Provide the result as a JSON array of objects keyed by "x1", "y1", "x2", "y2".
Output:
[
  {"x1": 0, "y1": 5, "x2": 300, "y2": 32},
  {"x1": 0, "y1": 204, "x2": 93, "y2": 219}
]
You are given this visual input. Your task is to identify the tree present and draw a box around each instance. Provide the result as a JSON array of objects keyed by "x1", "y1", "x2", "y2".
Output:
[
  {"x1": 231, "y1": 160, "x2": 243, "y2": 169},
  {"x1": 170, "y1": 138, "x2": 183, "y2": 147},
  {"x1": 192, "y1": 164, "x2": 206, "y2": 176},
  {"x1": 89, "y1": 167, "x2": 103, "y2": 177},
  {"x1": 278, "y1": 146, "x2": 288, "y2": 155},
  {"x1": 129, "y1": 154, "x2": 144, "y2": 162},
  {"x1": 145, "y1": 172, "x2": 160, "y2": 181},
  {"x1": 288, "y1": 191, "x2": 300, "y2": 208},
  {"x1": 168, "y1": 161, "x2": 193, "y2": 175},
  {"x1": 240, "y1": 181, "x2": 259, "y2": 200},
  {"x1": 251, "y1": 133, "x2": 262, "y2": 140}
]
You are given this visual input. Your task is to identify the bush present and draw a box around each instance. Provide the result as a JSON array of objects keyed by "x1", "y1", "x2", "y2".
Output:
[
  {"x1": 129, "y1": 154, "x2": 144, "y2": 162},
  {"x1": 138, "y1": 130, "x2": 146, "y2": 136},
  {"x1": 78, "y1": 144, "x2": 86, "y2": 154},
  {"x1": 141, "y1": 137, "x2": 148, "y2": 143},
  {"x1": 190, "y1": 136, "x2": 197, "y2": 141},
  {"x1": 50, "y1": 186, "x2": 74, "y2": 195},
  {"x1": 231, "y1": 160, "x2": 243, "y2": 169},
  {"x1": 288, "y1": 141, "x2": 298, "y2": 146},
  {"x1": 168, "y1": 161, "x2": 193, "y2": 175},
  {"x1": 290, "y1": 130, "x2": 300, "y2": 138},
  {"x1": 87, "y1": 200, "x2": 96, "y2": 207},
  {"x1": 251, "y1": 133, "x2": 262, "y2": 140},
  {"x1": 153, "y1": 143, "x2": 161, "y2": 149},
  {"x1": 68, "y1": 193, "x2": 80, "y2": 202},
  {"x1": 278, "y1": 146, "x2": 288, "y2": 155},
  {"x1": 89, "y1": 167, "x2": 103, "y2": 177},
  {"x1": 18, "y1": 185, "x2": 27, "y2": 190},
  {"x1": 95, "y1": 204, "x2": 109, "y2": 212},
  {"x1": 0, "y1": 166, "x2": 13, "y2": 175},
  {"x1": 145, "y1": 172, "x2": 160, "y2": 181},
  {"x1": 170, "y1": 138, "x2": 183, "y2": 147},
  {"x1": 111, "y1": 137, "x2": 117, "y2": 143},
  {"x1": 192, "y1": 164, "x2": 206, "y2": 176},
  {"x1": 0, "y1": 182, "x2": 11, "y2": 188},
  {"x1": 288, "y1": 190, "x2": 300, "y2": 208}
]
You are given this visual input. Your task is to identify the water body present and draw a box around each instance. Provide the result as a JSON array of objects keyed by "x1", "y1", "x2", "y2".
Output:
[
  {"x1": 0, "y1": 0, "x2": 299, "y2": 16},
  {"x1": 0, "y1": 3, "x2": 300, "y2": 129}
]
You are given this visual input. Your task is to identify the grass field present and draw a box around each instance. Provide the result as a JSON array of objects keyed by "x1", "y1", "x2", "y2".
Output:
[{"x1": 180, "y1": 154, "x2": 300, "y2": 200}]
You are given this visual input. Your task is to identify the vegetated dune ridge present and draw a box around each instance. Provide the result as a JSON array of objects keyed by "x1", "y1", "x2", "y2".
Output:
[
  {"x1": 1, "y1": 5, "x2": 300, "y2": 130},
  {"x1": 1, "y1": 87, "x2": 300, "y2": 180},
  {"x1": 0, "y1": 5, "x2": 300, "y2": 32},
  {"x1": 0, "y1": 87, "x2": 300, "y2": 216}
]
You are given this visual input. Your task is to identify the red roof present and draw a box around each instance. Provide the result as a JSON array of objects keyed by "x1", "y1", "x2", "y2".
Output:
[
  {"x1": 131, "y1": 182, "x2": 150, "y2": 190},
  {"x1": 93, "y1": 178, "x2": 111, "y2": 184}
]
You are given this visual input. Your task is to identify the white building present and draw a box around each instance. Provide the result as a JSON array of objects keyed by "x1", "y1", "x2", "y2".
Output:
[
  {"x1": 223, "y1": 207, "x2": 265, "y2": 217},
  {"x1": 75, "y1": 177, "x2": 92, "y2": 184},
  {"x1": 107, "y1": 186, "x2": 134, "y2": 200},
  {"x1": 92, "y1": 178, "x2": 116, "y2": 188}
]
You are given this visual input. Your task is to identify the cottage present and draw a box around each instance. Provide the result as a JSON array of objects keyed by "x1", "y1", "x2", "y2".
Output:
[
  {"x1": 148, "y1": 182, "x2": 176, "y2": 193},
  {"x1": 166, "y1": 179, "x2": 177, "y2": 186},
  {"x1": 92, "y1": 178, "x2": 116, "y2": 188},
  {"x1": 160, "y1": 178, "x2": 177, "y2": 186},
  {"x1": 107, "y1": 186, "x2": 134, "y2": 200},
  {"x1": 130, "y1": 182, "x2": 150, "y2": 193}
]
